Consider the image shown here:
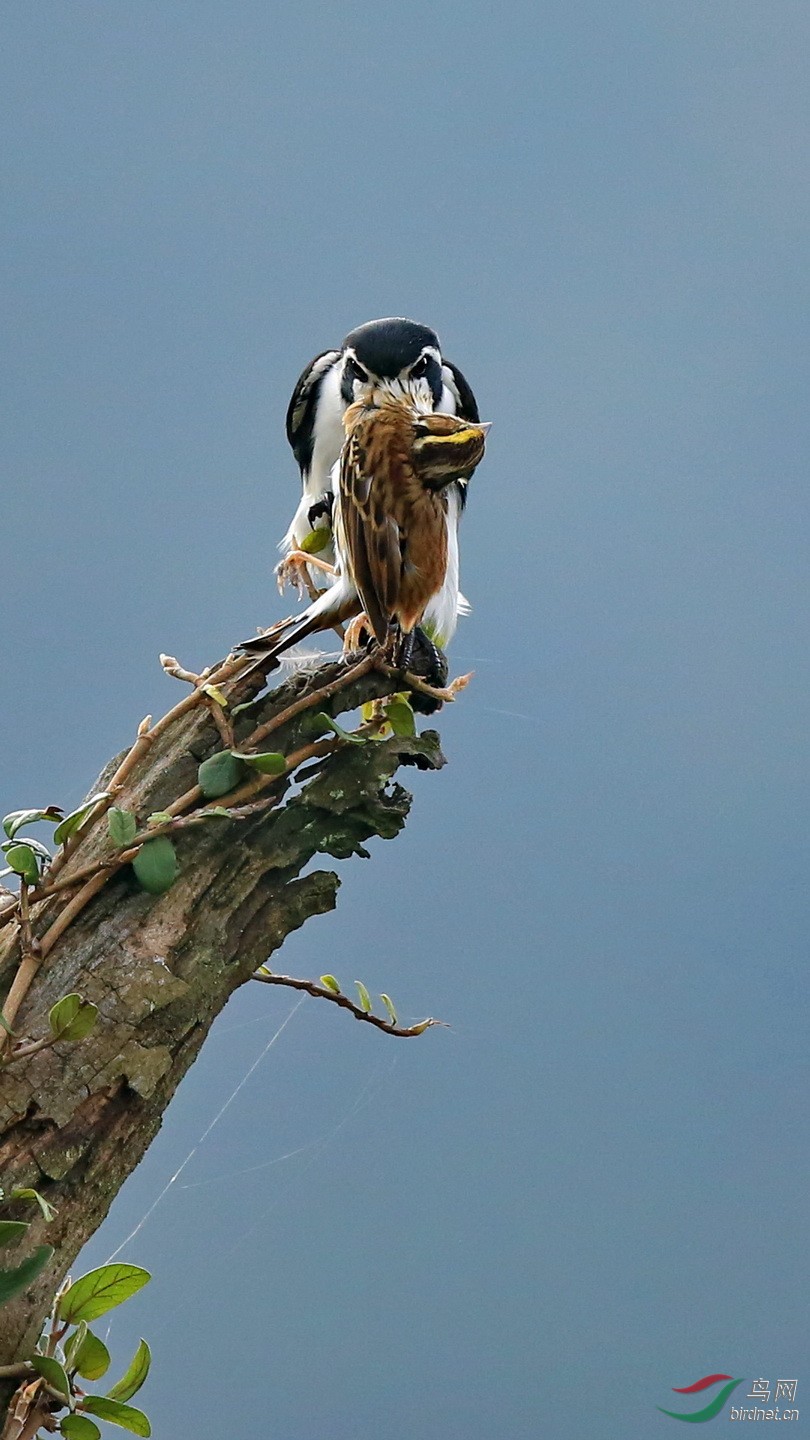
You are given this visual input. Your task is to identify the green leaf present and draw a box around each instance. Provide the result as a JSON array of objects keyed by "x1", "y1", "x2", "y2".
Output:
[
  {"x1": 49, "y1": 994, "x2": 99, "y2": 1042},
  {"x1": 0, "y1": 1245, "x2": 53, "y2": 1306},
  {"x1": 385, "y1": 700, "x2": 416, "y2": 737},
  {"x1": 3, "y1": 843, "x2": 41, "y2": 884},
  {"x1": 61, "y1": 1417, "x2": 102, "y2": 1440},
  {"x1": 354, "y1": 981, "x2": 372, "y2": 1013},
  {"x1": 107, "y1": 809, "x2": 137, "y2": 847},
  {"x1": 3, "y1": 808, "x2": 63, "y2": 840},
  {"x1": 61, "y1": 1003, "x2": 98, "y2": 1042},
  {"x1": 106, "y1": 1339, "x2": 151, "y2": 1402},
  {"x1": 230, "y1": 695, "x2": 263, "y2": 717},
  {"x1": 231, "y1": 750, "x2": 287, "y2": 775},
  {"x1": 58, "y1": 1264, "x2": 151, "y2": 1324},
  {"x1": 380, "y1": 994, "x2": 398, "y2": 1026},
  {"x1": 1, "y1": 835, "x2": 52, "y2": 860},
  {"x1": 132, "y1": 838, "x2": 178, "y2": 896},
  {"x1": 299, "y1": 527, "x2": 330, "y2": 555},
  {"x1": 9, "y1": 1187, "x2": 56, "y2": 1222},
  {"x1": 0, "y1": 1221, "x2": 29, "y2": 1247},
  {"x1": 408, "y1": 1019, "x2": 434, "y2": 1035},
  {"x1": 54, "y1": 795, "x2": 109, "y2": 847},
  {"x1": 201, "y1": 683, "x2": 228, "y2": 707},
  {"x1": 63, "y1": 1320, "x2": 87, "y2": 1369},
  {"x1": 320, "y1": 974, "x2": 341, "y2": 994},
  {"x1": 81, "y1": 1398, "x2": 151, "y2": 1436},
  {"x1": 145, "y1": 812, "x2": 172, "y2": 827},
  {"x1": 198, "y1": 807, "x2": 231, "y2": 819},
  {"x1": 312, "y1": 713, "x2": 367, "y2": 745},
  {"x1": 197, "y1": 751, "x2": 246, "y2": 799},
  {"x1": 73, "y1": 1328, "x2": 111, "y2": 1381},
  {"x1": 31, "y1": 1354, "x2": 71, "y2": 1399},
  {"x1": 300, "y1": 710, "x2": 331, "y2": 737}
]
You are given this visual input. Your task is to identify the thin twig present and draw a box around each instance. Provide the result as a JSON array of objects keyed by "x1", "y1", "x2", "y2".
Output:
[
  {"x1": 159, "y1": 654, "x2": 200, "y2": 686},
  {"x1": 0, "y1": 899, "x2": 17, "y2": 930},
  {"x1": 17, "y1": 884, "x2": 35, "y2": 966},
  {"x1": 246, "y1": 652, "x2": 376, "y2": 748},
  {"x1": 206, "y1": 697, "x2": 235, "y2": 750},
  {"x1": 375, "y1": 658, "x2": 474, "y2": 703},
  {"x1": 36, "y1": 796, "x2": 284, "y2": 904},
  {"x1": 251, "y1": 971, "x2": 444, "y2": 1038},
  {"x1": 0, "y1": 868, "x2": 113, "y2": 1045},
  {"x1": 0, "y1": 1380, "x2": 50, "y2": 1440},
  {"x1": 3, "y1": 1034, "x2": 57, "y2": 1064},
  {"x1": 35, "y1": 855, "x2": 125, "y2": 901},
  {"x1": 37, "y1": 870, "x2": 112, "y2": 962},
  {"x1": 0, "y1": 1367, "x2": 32, "y2": 1382},
  {"x1": 43, "y1": 717, "x2": 152, "y2": 887},
  {"x1": 0, "y1": 886, "x2": 41, "y2": 1051},
  {"x1": 194, "y1": 737, "x2": 339, "y2": 812},
  {"x1": 161, "y1": 654, "x2": 236, "y2": 747}
]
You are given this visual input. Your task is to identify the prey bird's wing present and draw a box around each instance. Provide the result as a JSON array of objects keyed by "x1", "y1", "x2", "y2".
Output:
[{"x1": 339, "y1": 432, "x2": 403, "y2": 645}]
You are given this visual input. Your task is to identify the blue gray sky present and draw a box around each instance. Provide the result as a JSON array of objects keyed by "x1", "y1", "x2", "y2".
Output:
[{"x1": 2, "y1": 4, "x2": 808, "y2": 1436}]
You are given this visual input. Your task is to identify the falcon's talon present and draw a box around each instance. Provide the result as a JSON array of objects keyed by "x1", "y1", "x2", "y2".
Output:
[
  {"x1": 275, "y1": 550, "x2": 337, "y2": 599},
  {"x1": 343, "y1": 613, "x2": 373, "y2": 653},
  {"x1": 307, "y1": 493, "x2": 333, "y2": 527}
]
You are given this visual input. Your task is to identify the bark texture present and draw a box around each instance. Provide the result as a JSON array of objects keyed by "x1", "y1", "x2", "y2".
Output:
[{"x1": 0, "y1": 657, "x2": 445, "y2": 1368}]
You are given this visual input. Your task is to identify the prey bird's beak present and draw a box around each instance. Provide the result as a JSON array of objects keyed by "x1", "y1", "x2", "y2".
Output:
[{"x1": 477, "y1": 421, "x2": 493, "y2": 434}]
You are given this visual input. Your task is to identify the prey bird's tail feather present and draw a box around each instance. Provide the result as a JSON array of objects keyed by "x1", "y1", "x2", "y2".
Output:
[{"x1": 237, "y1": 577, "x2": 358, "y2": 677}]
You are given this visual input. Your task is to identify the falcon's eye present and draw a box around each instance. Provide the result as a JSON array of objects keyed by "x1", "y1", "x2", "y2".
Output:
[
  {"x1": 410, "y1": 355, "x2": 430, "y2": 379},
  {"x1": 345, "y1": 356, "x2": 369, "y2": 385}
]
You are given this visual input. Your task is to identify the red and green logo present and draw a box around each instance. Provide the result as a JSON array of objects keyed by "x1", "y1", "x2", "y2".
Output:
[{"x1": 658, "y1": 1374, "x2": 744, "y2": 1422}]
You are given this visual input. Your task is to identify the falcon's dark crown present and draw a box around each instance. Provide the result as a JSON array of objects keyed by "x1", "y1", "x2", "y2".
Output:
[{"x1": 342, "y1": 317, "x2": 440, "y2": 377}]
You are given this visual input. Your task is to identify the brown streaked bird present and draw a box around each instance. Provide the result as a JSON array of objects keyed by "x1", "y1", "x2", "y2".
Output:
[
  {"x1": 239, "y1": 395, "x2": 489, "y2": 672},
  {"x1": 337, "y1": 397, "x2": 488, "y2": 668}
]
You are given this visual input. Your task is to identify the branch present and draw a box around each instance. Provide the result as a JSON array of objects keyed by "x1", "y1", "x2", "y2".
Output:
[
  {"x1": 251, "y1": 970, "x2": 446, "y2": 1038},
  {"x1": 0, "y1": 645, "x2": 449, "y2": 1368},
  {"x1": 0, "y1": 652, "x2": 399, "y2": 1045}
]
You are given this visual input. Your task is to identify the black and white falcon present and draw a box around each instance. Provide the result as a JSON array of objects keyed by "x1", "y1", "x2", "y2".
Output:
[{"x1": 280, "y1": 316, "x2": 480, "y2": 647}]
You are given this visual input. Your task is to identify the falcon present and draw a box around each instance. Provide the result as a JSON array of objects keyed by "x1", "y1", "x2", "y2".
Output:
[
  {"x1": 241, "y1": 395, "x2": 489, "y2": 671},
  {"x1": 280, "y1": 316, "x2": 479, "y2": 648}
]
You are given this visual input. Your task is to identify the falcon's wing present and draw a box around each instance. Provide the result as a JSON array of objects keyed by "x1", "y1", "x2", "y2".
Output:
[
  {"x1": 339, "y1": 433, "x2": 402, "y2": 645},
  {"x1": 285, "y1": 349, "x2": 341, "y2": 476},
  {"x1": 441, "y1": 360, "x2": 480, "y2": 424}
]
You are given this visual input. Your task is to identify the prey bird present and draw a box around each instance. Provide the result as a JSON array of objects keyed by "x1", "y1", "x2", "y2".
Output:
[
  {"x1": 240, "y1": 395, "x2": 489, "y2": 673},
  {"x1": 280, "y1": 316, "x2": 479, "y2": 649}
]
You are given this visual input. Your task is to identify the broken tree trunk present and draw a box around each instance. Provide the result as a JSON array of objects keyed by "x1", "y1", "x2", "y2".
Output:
[{"x1": 0, "y1": 651, "x2": 446, "y2": 1380}]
